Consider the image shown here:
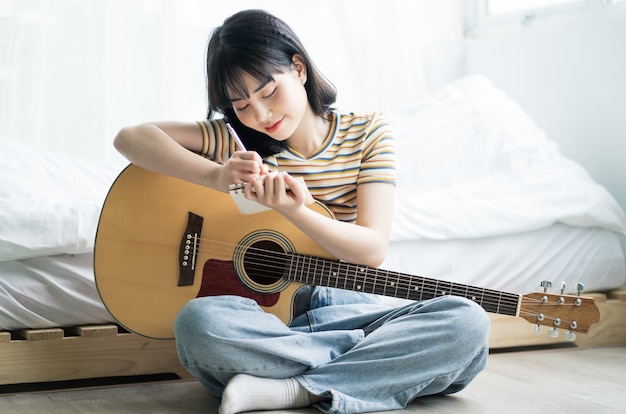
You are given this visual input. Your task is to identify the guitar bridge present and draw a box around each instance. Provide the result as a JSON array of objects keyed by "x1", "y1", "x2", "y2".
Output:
[{"x1": 178, "y1": 211, "x2": 204, "y2": 286}]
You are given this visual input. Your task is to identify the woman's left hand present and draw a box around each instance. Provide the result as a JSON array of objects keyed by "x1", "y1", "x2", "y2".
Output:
[{"x1": 244, "y1": 171, "x2": 313, "y2": 213}]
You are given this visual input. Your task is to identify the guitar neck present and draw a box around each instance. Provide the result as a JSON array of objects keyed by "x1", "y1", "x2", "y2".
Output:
[{"x1": 286, "y1": 252, "x2": 521, "y2": 317}]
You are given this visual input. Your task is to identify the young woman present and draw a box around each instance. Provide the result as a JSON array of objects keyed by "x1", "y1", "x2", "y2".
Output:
[{"x1": 114, "y1": 9, "x2": 490, "y2": 414}]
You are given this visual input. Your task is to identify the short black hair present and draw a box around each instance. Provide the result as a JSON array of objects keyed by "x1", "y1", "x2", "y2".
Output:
[{"x1": 205, "y1": 9, "x2": 336, "y2": 156}]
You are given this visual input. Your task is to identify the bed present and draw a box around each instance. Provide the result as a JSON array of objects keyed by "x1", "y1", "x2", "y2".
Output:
[{"x1": 1, "y1": 75, "x2": 625, "y2": 387}]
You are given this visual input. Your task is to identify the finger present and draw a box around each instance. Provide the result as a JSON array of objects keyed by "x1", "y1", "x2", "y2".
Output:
[
  {"x1": 245, "y1": 178, "x2": 262, "y2": 200},
  {"x1": 236, "y1": 150, "x2": 264, "y2": 166},
  {"x1": 281, "y1": 172, "x2": 298, "y2": 193}
]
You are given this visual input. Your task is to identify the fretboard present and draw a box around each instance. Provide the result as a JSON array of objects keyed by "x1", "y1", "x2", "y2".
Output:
[{"x1": 286, "y1": 252, "x2": 520, "y2": 316}]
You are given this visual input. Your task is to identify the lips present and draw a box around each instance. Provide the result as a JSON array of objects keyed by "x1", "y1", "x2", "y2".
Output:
[{"x1": 264, "y1": 118, "x2": 283, "y2": 134}]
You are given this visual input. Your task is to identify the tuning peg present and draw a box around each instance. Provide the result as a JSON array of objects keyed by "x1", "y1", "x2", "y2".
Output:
[
  {"x1": 560, "y1": 281, "x2": 566, "y2": 294},
  {"x1": 548, "y1": 328, "x2": 559, "y2": 338},
  {"x1": 575, "y1": 283, "x2": 585, "y2": 306},
  {"x1": 535, "y1": 325, "x2": 540, "y2": 334},
  {"x1": 541, "y1": 280, "x2": 552, "y2": 293},
  {"x1": 564, "y1": 331, "x2": 576, "y2": 341}
]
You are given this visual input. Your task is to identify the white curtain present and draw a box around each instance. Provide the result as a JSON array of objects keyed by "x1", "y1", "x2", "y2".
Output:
[{"x1": 0, "y1": 0, "x2": 465, "y2": 163}]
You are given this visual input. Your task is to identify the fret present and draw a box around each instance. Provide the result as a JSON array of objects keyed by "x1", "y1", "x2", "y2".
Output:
[
  {"x1": 435, "y1": 279, "x2": 453, "y2": 297},
  {"x1": 289, "y1": 253, "x2": 302, "y2": 283},
  {"x1": 339, "y1": 262, "x2": 348, "y2": 290},
  {"x1": 466, "y1": 286, "x2": 485, "y2": 307},
  {"x1": 390, "y1": 270, "x2": 401, "y2": 298},
  {"x1": 301, "y1": 256, "x2": 311, "y2": 284},
  {"x1": 310, "y1": 257, "x2": 324, "y2": 285},
  {"x1": 401, "y1": 273, "x2": 412, "y2": 300},
  {"x1": 313, "y1": 259, "x2": 327, "y2": 284},
  {"x1": 449, "y1": 282, "x2": 469, "y2": 300},
  {"x1": 327, "y1": 260, "x2": 337, "y2": 288},
  {"x1": 406, "y1": 274, "x2": 424, "y2": 301},
  {"x1": 481, "y1": 289, "x2": 501, "y2": 314},
  {"x1": 393, "y1": 272, "x2": 406, "y2": 299},
  {"x1": 355, "y1": 265, "x2": 367, "y2": 293},
  {"x1": 498, "y1": 293, "x2": 519, "y2": 316},
  {"x1": 495, "y1": 291, "x2": 503, "y2": 314},
  {"x1": 286, "y1": 253, "x2": 296, "y2": 283},
  {"x1": 323, "y1": 260, "x2": 331, "y2": 288},
  {"x1": 348, "y1": 264, "x2": 357, "y2": 292},
  {"x1": 352, "y1": 265, "x2": 363, "y2": 292},
  {"x1": 379, "y1": 270, "x2": 390, "y2": 297},
  {"x1": 374, "y1": 269, "x2": 389, "y2": 296},
  {"x1": 311, "y1": 257, "x2": 320, "y2": 286},
  {"x1": 345, "y1": 263, "x2": 355, "y2": 292},
  {"x1": 331, "y1": 262, "x2": 345, "y2": 289},
  {"x1": 313, "y1": 258, "x2": 324, "y2": 286},
  {"x1": 329, "y1": 262, "x2": 341, "y2": 288},
  {"x1": 421, "y1": 279, "x2": 437, "y2": 301},
  {"x1": 371, "y1": 268, "x2": 379, "y2": 295},
  {"x1": 361, "y1": 266, "x2": 375, "y2": 295}
]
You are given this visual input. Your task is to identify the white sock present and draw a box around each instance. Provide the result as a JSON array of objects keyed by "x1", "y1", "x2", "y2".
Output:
[{"x1": 218, "y1": 374, "x2": 311, "y2": 414}]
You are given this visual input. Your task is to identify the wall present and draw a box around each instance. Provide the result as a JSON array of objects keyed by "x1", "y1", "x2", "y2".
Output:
[
  {"x1": 465, "y1": 11, "x2": 626, "y2": 255},
  {"x1": 0, "y1": 0, "x2": 465, "y2": 166}
]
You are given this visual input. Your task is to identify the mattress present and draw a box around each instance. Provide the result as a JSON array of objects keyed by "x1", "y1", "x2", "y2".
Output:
[
  {"x1": 0, "y1": 253, "x2": 113, "y2": 330},
  {"x1": 1, "y1": 224, "x2": 623, "y2": 330},
  {"x1": 383, "y1": 224, "x2": 626, "y2": 297}
]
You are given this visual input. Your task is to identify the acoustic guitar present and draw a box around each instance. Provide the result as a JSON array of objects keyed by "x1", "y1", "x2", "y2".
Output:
[{"x1": 94, "y1": 165, "x2": 600, "y2": 340}]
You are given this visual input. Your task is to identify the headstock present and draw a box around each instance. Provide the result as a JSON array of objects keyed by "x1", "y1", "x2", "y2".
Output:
[{"x1": 519, "y1": 281, "x2": 600, "y2": 341}]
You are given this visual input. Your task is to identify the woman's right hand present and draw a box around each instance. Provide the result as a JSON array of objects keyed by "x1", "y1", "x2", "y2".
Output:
[{"x1": 218, "y1": 150, "x2": 268, "y2": 188}]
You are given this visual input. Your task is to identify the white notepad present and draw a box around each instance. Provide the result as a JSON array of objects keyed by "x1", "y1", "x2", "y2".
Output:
[{"x1": 229, "y1": 183, "x2": 271, "y2": 214}]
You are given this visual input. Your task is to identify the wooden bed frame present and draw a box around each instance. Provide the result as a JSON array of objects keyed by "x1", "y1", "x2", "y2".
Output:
[{"x1": 1, "y1": 289, "x2": 624, "y2": 388}]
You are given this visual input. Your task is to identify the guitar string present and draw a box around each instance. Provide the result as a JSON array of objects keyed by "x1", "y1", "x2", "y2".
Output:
[
  {"x1": 193, "y1": 238, "x2": 578, "y2": 313},
  {"x1": 192, "y1": 238, "x2": 516, "y2": 299},
  {"x1": 179, "y1": 237, "x2": 554, "y2": 310},
  {"x1": 188, "y1": 238, "x2": 573, "y2": 309},
  {"x1": 176, "y1": 238, "x2": 585, "y2": 326}
]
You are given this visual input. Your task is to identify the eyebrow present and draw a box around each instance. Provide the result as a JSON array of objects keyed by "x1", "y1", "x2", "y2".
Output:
[{"x1": 229, "y1": 79, "x2": 272, "y2": 103}]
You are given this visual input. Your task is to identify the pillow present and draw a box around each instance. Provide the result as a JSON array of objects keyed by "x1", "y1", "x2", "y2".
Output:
[
  {"x1": 387, "y1": 75, "x2": 626, "y2": 241},
  {"x1": 0, "y1": 139, "x2": 121, "y2": 261}
]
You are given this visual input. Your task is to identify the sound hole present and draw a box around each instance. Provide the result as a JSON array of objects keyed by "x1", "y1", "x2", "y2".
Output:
[{"x1": 242, "y1": 240, "x2": 287, "y2": 287}]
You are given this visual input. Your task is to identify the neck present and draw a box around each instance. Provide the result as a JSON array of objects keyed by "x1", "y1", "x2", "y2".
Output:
[{"x1": 288, "y1": 108, "x2": 331, "y2": 158}]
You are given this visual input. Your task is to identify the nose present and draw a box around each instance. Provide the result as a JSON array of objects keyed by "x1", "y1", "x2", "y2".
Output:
[{"x1": 252, "y1": 102, "x2": 272, "y2": 123}]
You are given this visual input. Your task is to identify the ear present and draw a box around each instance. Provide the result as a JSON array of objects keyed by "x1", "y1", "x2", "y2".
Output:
[{"x1": 291, "y1": 54, "x2": 307, "y2": 85}]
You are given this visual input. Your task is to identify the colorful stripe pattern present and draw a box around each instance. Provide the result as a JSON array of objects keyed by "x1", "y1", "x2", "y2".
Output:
[{"x1": 198, "y1": 111, "x2": 396, "y2": 223}]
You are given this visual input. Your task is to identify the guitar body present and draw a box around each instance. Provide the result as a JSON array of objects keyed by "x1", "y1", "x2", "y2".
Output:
[{"x1": 94, "y1": 165, "x2": 335, "y2": 339}]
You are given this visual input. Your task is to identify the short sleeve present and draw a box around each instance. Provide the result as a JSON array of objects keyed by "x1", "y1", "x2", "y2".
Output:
[
  {"x1": 358, "y1": 113, "x2": 396, "y2": 186},
  {"x1": 195, "y1": 119, "x2": 237, "y2": 164}
]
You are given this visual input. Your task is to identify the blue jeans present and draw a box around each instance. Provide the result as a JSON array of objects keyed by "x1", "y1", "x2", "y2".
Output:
[{"x1": 174, "y1": 287, "x2": 490, "y2": 414}]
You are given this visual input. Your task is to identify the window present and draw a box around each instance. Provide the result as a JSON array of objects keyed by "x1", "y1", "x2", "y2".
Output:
[
  {"x1": 487, "y1": 0, "x2": 585, "y2": 16},
  {"x1": 467, "y1": 0, "x2": 626, "y2": 37}
]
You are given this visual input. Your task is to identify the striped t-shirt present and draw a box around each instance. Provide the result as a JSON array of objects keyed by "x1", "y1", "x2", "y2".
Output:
[{"x1": 198, "y1": 111, "x2": 396, "y2": 223}]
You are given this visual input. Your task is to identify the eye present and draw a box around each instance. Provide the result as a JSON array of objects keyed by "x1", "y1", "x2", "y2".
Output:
[
  {"x1": 263, "y1": 87, "x2": 277, "y2": 99},
  {"x1": 233, "y1": 103, "x2": 249, "y2": 112}
]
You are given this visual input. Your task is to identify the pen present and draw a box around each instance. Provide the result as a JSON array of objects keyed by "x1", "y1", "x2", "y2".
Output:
[{"x1": 226, "y1": 123, "x2": 247, "y2": 151}]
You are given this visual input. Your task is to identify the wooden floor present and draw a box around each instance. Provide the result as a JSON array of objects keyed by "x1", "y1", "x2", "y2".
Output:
[{"x1": 0, "y1": 346, "x2": 624, "y2": 413}]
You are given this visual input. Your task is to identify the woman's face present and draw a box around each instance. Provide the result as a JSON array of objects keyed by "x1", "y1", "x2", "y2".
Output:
[{"x1": 229, "y1": 58, "x2": 309, "y2": 141}]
